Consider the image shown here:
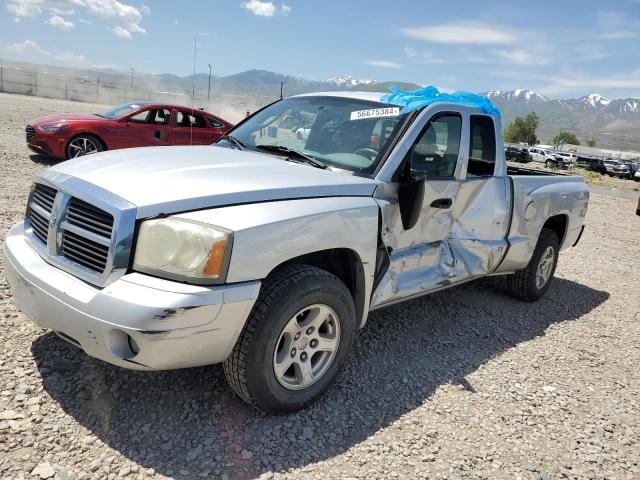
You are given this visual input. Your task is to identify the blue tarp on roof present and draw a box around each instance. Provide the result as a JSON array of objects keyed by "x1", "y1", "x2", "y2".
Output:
[{"x1": 381, "y1": 85, "x2": 501, "y2": 117}]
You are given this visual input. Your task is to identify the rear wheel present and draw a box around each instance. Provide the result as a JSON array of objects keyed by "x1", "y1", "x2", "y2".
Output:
[
  {"x1": 66, "y1": 134, "x2": 103, "y2": 159},
  {"x1": 505, "y1": 228, "x2": 559, "y2": 302},
  {"x1": 223, "y1": 264, "x2": 356, "y2": 412}
]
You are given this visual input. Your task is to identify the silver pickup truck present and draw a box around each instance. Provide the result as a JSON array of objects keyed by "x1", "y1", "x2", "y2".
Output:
[{"x1": 4, "y1": 92, "x2": 589, "y2": 412}]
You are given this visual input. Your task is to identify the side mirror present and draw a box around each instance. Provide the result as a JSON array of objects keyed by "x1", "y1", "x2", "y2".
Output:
[{"x1": 397, "y1": 157, "x2": 425, "y2": 230}]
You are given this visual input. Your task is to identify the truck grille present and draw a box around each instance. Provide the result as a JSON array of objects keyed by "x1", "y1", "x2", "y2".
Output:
[
  {"x1": 27, "y1": 183, "x2": 115, "y2": 275},
  {"x1": 66, "y1": 197, "x2": 114, "y2": 238},
  {"x1": 26, "y1": 125, "x2": 36, "y2": 143}
]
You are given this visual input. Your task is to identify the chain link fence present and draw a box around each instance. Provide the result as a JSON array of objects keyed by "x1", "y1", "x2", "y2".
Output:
[{"x1": 0, "y1": 63, "x2": 268, "y2": 123}]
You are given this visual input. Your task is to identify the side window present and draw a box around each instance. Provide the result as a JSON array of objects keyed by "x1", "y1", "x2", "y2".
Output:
[
  {"x1": 207, "y1": 117, "x2": 225, "y2": 128},
  {"x1": 409, "y1": 114, "x2": 461, "y2": 178},
  {"x1": 127, "y1": 109, "x2": 170, "y2": 125},
  {"x1": 150, "y1": 108, "x2": 171, "y2": 125},
  {"x1": 177, "y1": 111, "x2": 207, "y2": 128},
  {"x1": 127, "y1": 109, "x2": 151, "y2": 124},
  {"x1": 467, "y1": 115, "x2": 496, "y2": 177}
]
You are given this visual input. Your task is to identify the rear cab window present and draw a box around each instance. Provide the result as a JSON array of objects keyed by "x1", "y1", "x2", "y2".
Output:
[{"x1": 467, "y1": 115, "x2": 496, "y2": 177}]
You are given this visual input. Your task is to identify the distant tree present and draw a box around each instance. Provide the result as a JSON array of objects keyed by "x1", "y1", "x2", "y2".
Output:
[
  {"x1": 586, "y1": 135, "x2": 597, "y2": 147},
  {"x1": 552, "y1": 131, "x2": 580, "y2": 146},
  {"x1": 503, "y1": 112, "x2": 539, "y2": 145}
]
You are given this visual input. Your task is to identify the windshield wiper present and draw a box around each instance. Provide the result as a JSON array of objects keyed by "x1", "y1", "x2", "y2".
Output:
[
  {"x1": 256, "y1": 145, "x2": 327, "y2": 169},
  {"x1": 220, "y1": 134, "x2": 247, "y2": 150}
]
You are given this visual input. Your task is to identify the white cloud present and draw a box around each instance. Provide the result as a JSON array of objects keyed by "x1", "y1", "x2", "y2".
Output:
[
  {"x1": 5, "y1": 0, "x2": 147, "y2": 38},
  {"x1": 242, "y1": 0, "x2": 276, "y2": 17},
  {"x1": 281, "y1": 4, "x2": 291, "y2": 15},
  {"x1": 6, "y1": 0, "x2": 42, "y2": 17},
  {"x1": 4, "y1": 39, "x2": 50, "y2": 55},
  {"x1": 13, "y1": 17, "x2": 21, "y2": 22},
  {"x1": 47, "y1": 15, "x2": 75, "y2": 30},
  {"x1": 111, "y1": 25, "x2": 132, "y2": 39},
  {"x1": 492, "y1": 49, "x2": 549, "y2": 66},
  {"x1": 402, "y1": 22, "x2": 518, "y2": 45},
  {"x1": 365, "y1": 59, "x2": 404, "y2": 69},
  {"x1": 403, "y1": 46, "x2": 417, "y2": 57},
  {"x1": 54, "y1": 51, "x2": 90, "y2": 65}
]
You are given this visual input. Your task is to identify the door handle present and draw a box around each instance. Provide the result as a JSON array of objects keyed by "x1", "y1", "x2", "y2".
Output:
[
  {"x1": 154, "y1": 129, "x2": 162, "y2": 139},
  {"x1": 430, "y1": 198, "x2": 452, "y2": 209}
]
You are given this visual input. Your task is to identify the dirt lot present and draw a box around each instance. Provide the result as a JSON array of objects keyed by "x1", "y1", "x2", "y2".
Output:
[{"x1": 0, "y1": 92, "x2": 639, "y2": 480}]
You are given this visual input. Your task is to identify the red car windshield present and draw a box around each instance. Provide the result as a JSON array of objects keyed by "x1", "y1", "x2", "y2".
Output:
[{"x1": 97, "y1": 101, "x2": 155, "y2": 119}]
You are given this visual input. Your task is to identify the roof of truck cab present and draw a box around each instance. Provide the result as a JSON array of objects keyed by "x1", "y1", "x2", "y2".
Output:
[{"x1": 292, "y1": 91, "x2": 401, "y2": 104}]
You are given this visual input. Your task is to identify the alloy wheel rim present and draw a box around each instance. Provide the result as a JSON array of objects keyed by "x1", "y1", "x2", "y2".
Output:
[
  {"x1": 68, "y1": 138, "x2": 98, "y2": 158},
  {"x1": 273, "y1": 304, "x2": 341, "y2": 391},
  {"x1": 535, "y1": 246, "x2": 555, "y2": 289}
]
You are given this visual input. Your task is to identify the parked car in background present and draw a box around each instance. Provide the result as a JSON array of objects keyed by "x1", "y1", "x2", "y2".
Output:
[
  {"x1": 635, "y1": 168, "x2": 640, "y2": 182},
  {"x1": 505, "y1": 145, "x2": 533, "y2": 163},
  {"x1": 554, "y1": 151, "x2": 577, "y2": 165},
  {"x1": 26, "y1": 101, "x2": 233, "y2": 160},
  {"x1": 603, "y1": 159, "x2": 619, "y2": 175},
  {"x1": 544, "y1": 156, "x2": 570, "y2": 169},
  {"x1": 528, "y1": 147, "x2": 556, "y2": 164},
  {"x1": 575, "y1": 156, "x2": 607, "y2": 174},
  {"x1": 612, "y1": 161, "x2": 633, "y2": 179}
]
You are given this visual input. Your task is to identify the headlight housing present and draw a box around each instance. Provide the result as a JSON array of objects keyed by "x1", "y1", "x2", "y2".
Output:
[
  {"x1": 38, "y1": 123, "x2": 69, "y2": 132},
  {"x1": 133, "y1": 217, "x2": 233, "y2": 284}
]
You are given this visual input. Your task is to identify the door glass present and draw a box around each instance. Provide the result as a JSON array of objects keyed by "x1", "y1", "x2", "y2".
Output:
[
  {"x1": 127, "y1": 109, "x2": 170, "y2": 125},
  {"x1": 467, "y1": 115, "x2": 496, "y2": 177},
  {"x1": 409, "y1": 114, "x2": 461, "y2": 178},
  {"x1": 177, "y1": 111, "x2": 206, "y2": 128}
]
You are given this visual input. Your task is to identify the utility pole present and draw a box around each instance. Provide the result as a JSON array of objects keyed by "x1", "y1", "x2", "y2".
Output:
[
  {"x1": 208, "y1": 64, "x2": 212, "y2": 100},
  {"x1": 280, "y1": 81, "x2": 285, "y2": 99},
  {"x1": 130, "y1": 68, "x2": 134, "y2": 89}
]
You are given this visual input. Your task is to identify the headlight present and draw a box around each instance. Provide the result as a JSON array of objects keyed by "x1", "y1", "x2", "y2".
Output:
[
  {"x1": 133, "y1": 218, "x2": 232, "y2": 284},
  {"x1": 38, "y1": 123, "x2": 68, "y2": 132}
]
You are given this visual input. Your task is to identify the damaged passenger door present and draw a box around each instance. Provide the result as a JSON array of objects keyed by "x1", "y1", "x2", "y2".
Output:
[{"x1": 371, "y1": 110, "x2": 509, "y2": 308}]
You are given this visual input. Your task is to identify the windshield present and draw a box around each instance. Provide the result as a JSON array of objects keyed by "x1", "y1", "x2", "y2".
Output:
[
  {"x1": 97, "y1": 101, "x2": 154, "y2": 119},
  {"x1": 219, "y1": 96, "x2": 411, "y2": 175}
]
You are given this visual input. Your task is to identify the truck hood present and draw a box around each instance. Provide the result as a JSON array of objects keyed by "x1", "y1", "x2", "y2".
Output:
[{"x1": 44, "y1": 145, "x2": 378, "y2": 217}]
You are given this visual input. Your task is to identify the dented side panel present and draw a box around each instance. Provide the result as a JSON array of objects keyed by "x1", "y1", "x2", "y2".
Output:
[{"x1": 371, "y1": 176, "x2": 511, "y2": 309}]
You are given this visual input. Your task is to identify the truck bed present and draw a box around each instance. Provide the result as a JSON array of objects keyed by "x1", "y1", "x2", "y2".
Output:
[{"x1": 507, "y1": 165, "x2": 568, "y2": 176}]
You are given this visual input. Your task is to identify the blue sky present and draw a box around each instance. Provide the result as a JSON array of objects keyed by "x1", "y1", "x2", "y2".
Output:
[{"x1": 1, "y1": 0, "x2": 640, "y2": 98}]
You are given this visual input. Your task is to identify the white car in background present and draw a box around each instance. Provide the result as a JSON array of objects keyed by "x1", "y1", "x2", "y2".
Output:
[
  {"x1": 554, "y1": 151, "x2": 577, "y2": 165},
  {"x1": 528, "y1": 147, "x2": 556, "y2": 164},
  {"x1": 295, "y1": 126, "x2": 312, "y2": 140}
]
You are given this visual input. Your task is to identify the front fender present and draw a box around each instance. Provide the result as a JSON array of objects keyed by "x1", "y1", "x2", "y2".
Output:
[{"x1": 175, "y1": 196, "x2": 380, "y2": 284}]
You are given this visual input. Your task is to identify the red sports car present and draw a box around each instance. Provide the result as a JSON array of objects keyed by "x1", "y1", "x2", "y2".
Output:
[{"x1": 26, "y1": 101, "x2": 234, "y2": 159}]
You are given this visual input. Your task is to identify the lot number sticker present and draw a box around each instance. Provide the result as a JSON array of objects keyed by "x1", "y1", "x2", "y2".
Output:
[{"x1": 350, "y1": 107, "x2": 400, "y2": 121}]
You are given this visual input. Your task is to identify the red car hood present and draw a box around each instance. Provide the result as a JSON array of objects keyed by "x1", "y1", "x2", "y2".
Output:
[{"x1": 29, "y1": 113, "x2": 105, "y2": 126}]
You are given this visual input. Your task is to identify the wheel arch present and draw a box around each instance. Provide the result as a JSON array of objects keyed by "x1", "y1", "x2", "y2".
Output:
[
  {"x1": 273, "y1": 248, "x2": 368, "y2": 328},
  {"x1": 542, "y1": 214, "x2": 568, "y2": 247}
]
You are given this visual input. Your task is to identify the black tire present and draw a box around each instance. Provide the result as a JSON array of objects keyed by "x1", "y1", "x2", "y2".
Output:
[
  {"x1": 505, "y1": 228, "x2": 560, "y2": 302},
  {"x1": 223, "y1": 264, "x2": 356, "y2": 413},
  {"x1": 65, "y1": 133, "x2": 104, "y2": 159}
]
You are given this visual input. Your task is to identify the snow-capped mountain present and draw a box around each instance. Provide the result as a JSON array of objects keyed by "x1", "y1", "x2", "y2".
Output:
[
  {"x1": 579, "y1": 93, "x2": 610, "y2": 108},
  {"x1": 485, "y1": 89, "x2": 548, "y2": 104},
  {"x1": 603, "y1": 98, "x2": 640, "y2": 114},
  {"x1": 324, "y1": 75, "x2": 375, "y2": 88}
]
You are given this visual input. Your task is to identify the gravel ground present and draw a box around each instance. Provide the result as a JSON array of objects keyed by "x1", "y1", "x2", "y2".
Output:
[{"x1": 0, "y1": 92, "x2": 639, "y2": 480}]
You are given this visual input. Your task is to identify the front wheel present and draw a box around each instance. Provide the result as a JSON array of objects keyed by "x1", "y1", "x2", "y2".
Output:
[
  {"x1": 66, "y1": 134, "x2": 103, "y2": 159},
  {"x1": 504, "y1": 228, "x2": 559, "y2": 302},
  {"x1": 223, "y1": 264, "x2": 356, "y2": 412}
]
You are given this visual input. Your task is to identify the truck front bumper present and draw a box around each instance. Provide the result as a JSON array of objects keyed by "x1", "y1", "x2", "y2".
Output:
[{"x1": 3, "y1": 222, "x2": 261, "y2": 371}]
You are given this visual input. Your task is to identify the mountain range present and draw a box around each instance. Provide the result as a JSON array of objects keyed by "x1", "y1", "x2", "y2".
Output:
[
  {"x1": 1, "y1": 58, "x2": 638, "y2": 151},
  {"x1": 482, "y1": 89, "x2": 640, "y2": 150}
]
